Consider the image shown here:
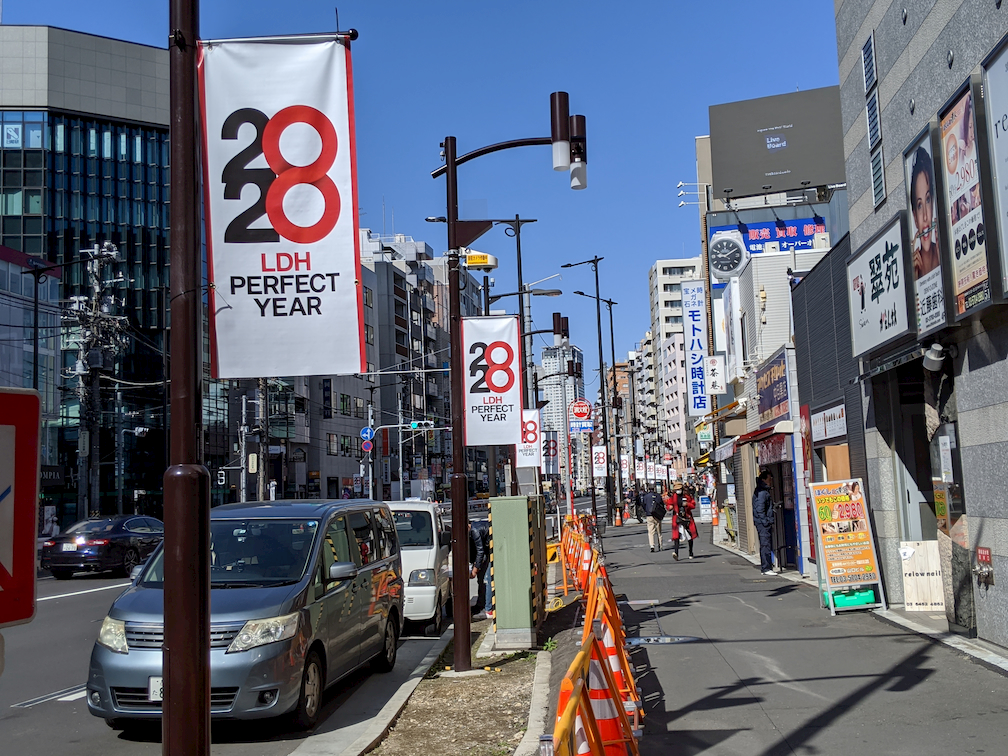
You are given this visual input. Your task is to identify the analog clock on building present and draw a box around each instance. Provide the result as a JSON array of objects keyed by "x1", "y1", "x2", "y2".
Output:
[{"x1": 708, "y1": 229, "x2": 750, "y2": 280}]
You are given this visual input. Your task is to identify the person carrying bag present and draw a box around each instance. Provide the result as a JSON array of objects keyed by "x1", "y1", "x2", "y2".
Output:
[
  {"x1": 641, "y1": 486, "x2": 665, "y2": 553},
  {"x1": 669, "y1": 482, "x2": 698, "y2": 560}
]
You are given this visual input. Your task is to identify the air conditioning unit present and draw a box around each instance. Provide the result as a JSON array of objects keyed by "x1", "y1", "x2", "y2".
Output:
[{"x1": 814, "y1": 232, "x2": 831, "y2": 249}]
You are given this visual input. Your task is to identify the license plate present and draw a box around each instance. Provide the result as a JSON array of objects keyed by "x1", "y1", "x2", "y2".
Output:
[
  {"x1": 61, "y1": 543, "x2": 77, "y2": 552},
  {"x1": 148, "y1": 676, "x2": 163, "y2": 702}
]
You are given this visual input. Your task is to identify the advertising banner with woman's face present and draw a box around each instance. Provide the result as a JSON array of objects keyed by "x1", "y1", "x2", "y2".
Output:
[
  {"x1": 983, "y1": 42, "x2": 1008, "y2": 295},
  {"x1": 904, "y1": 130, "x2": 946, "y2": 335},
  {"x1": 940, "y1": 88, "x2": 991, "y2": 316}
]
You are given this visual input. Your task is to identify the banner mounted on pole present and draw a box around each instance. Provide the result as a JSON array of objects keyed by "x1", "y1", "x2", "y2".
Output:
[
  {"x1": 517, "y1": 409, "x2": 543, "y2": 468},
  {"x1": 620, "y1": 453, "x2": 630, "y2": 481},
  {"x1": 461, "y1": 316, "x2": 523, "y2": 447},
  {"x1": 198, "y1": 36, "x2": 364, "y2": 378},
  {"x1": 541, "y1": 431, "x2": 559, "y2": 475},
  {"x1": 591, "y1": 445, "x2": 607, "y2": 479}
]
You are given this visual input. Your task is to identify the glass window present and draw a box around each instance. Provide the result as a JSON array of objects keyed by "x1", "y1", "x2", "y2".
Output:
[
  {"x1": 316, "y1": 516, "x2": 353, "y2": 596},
  {"x1": 363, "y1": 286, "x2": 373, "y2": 308},
  {"x1": 365, "y1": 324, "x2": 374, "y2": 344},
  {"x1": 340, "y1": 393, "x2": 351, "y2": 415},
  {"x1": 340, "y1": 435, "x2": 352, "y2": 456},
  {"x1": 348, "y1": 510, "x2": 375, "y2": 566},
  {"x1": 0, "y1": 260, "x2": 7, "y2": 291},
  {"x1": 394, "y1": 510, "x2": 433, "y2": 548},
  {"x1": 125, "y1": 517, "x2": 151, "y2": 533},
  {"x1": 374, "y1": 508, "x2": 397, "y2": 558},
  {"x1": 2, "y1": 189, "x2": 22, "y2": 215},
  {"x1": 55, "y1": 123, "x2": 65, "y2": 153},
  {"x1": 326, "y1": 433, "x2": 339, "y2": 455},
  {"x1": 25, "y1": 123, "x2": 43, "y2": 149},
  {"x1": 134, "y1": 135, "x2": 142, "y2": 163},
  {"x1": 354, "y1": 396, "x2": 365, "y2": 419},
  {"x1": 119, "y1": 133, "x2": 127, "y2": 160}
]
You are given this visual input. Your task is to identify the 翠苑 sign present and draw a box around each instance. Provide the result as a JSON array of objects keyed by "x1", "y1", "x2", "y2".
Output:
[
  {"x1": 198, "y1": 36, "x2": 364, "y2": 378},
  {"x1": 517, "y1": 409, "x2": 543, "y2": 469},
  {"x1": 810, "y1": 478, "x2": 885, "y2": 612},
  {"x1": 847, "y1": 213, "x2": 913, "y2": 357},
  {"x1": 0, "y1": 388, "x2": 41, "y2": 630},
  {"x1": 756, "y1": 348, "x2": 790, "y2": 429},
  {"x1": 683, "y1": 281, "x2": 709, "y2": 417},
  {"x1": 940, "y1": 82, "x2": 992, "y2": 317},
  {"x1": 904, "y1": 127, "x2": 947, "y2": 336},
  {"x1": 591, "y1": 446, "x2": 607, "y2": 479},
  {"x1": 461, "y1": 316, "x2": 523, "y2": 447},
  {"x1": 810, "y1": 404, "x2": 847, "y2": 443}
]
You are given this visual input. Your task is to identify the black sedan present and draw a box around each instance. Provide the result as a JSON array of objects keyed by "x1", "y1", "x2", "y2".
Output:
[{"x1": 41, "y1": 516, "x2": 164, "y2": 579}]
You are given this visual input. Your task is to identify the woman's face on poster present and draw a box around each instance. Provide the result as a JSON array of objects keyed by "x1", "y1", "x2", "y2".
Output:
[{"x1": 913, "y1": 170, "x2": 934, "y2": 252}]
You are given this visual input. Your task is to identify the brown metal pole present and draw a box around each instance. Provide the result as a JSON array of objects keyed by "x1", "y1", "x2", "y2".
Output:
[
  {"x1": 445, "y1": 136, "x2": 472, "y2": 671},
  {"x1": 163, "y1": 1, "x2": 211, "y2": 754}
]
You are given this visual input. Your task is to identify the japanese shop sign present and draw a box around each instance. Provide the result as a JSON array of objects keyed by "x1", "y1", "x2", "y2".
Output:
[
  {"x1": 847, "y1": 213, "x2": 913, "y2": 357},
  {"x1": 461, "y1": 316, "x2": 523, "y2": 447},
  {"x1": 516, "y1": 409, "x2": 542, "y2": 468},
  {"x1": 704, "y1": 355, "x2": 726, "y2": 394},
  {"x1": 198, "y1": 36, "x2": 364, "y2": 377},
  {"x1": 809, "y1": 479, "x2": 885, "y2": 608},
  {"x1": 810, "y1": 403, "x2": 847, "y2": 443},
  {"x1": 682, "y1": 280, "x2": 709, "y2": 417},
  {"x1": 940, "y1": 82, "x2": 992, "y2": 317},
  {"x1": 903, "y1": 127, "x2": 947, "y2": 335},
  {"x1": 707, "y1": 217, "x2": 826, "y2": 256},
  {"x1": 756, "y1": 348, "x2": 790, "y2": 429}
]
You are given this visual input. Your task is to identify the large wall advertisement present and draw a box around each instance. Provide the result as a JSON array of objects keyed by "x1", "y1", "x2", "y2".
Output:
[
  {"x1": 984, "y1": 41, "x2": 1008, "y2": 296},
  {"x1": 903, "y1": 126, "x2": 947, "y2": 336},
  {"x1": 709, "y1": 86, "x2": 846, "y2": 200}
]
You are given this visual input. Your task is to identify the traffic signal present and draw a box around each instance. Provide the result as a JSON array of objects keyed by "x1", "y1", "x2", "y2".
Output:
[{"x1": 410, "y1": 420, "x2": 434, "y2": 430}]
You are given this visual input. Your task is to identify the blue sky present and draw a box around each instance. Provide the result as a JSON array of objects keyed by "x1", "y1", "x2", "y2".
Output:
[{"x1": 3, "y1": 0, "x2": 841, "y2": 386}]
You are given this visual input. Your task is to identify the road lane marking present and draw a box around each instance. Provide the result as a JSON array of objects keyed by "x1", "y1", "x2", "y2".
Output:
[
  {"x1": 38, "y1": 582, "x2": 131, "y2": 602},
  {"x1": 11, "y1": 684, "x2": 86, "y2": 708},
  {"x1": 57, "y1": 690, "x2": 88, "y2": 702}
]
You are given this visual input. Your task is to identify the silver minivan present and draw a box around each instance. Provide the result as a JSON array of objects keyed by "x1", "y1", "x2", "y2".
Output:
[{"x1": 87, "y1": 500, "x2": 404, "y2": 729}]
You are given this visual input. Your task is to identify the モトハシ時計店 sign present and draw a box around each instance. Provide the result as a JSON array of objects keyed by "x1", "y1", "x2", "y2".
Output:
[
  {"x1": 682, "y1": 281, "x2": 709, "y2": 417},
  {"x1": 847, "y1": 213, "x2": 914, "y2": 358},
  {"x1": 198, "y1": 36, "x2": 364, "y2": 378}
]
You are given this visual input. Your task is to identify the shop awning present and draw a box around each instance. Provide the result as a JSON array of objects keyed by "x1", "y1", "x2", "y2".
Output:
[
  {"x1": 713, "y1": 436, "x2": 737, "y2": 463},
  {"x1": 737, "y1": 420, "x2": 793, "y2": 445},
  {"x1": 696, "y1": 453, "x2": 710, "y2": 467}
]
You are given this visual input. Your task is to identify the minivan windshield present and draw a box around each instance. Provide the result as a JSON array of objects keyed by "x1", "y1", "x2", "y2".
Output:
[
  {"x1": 140, "y1": 518, "x2": 319, "y2": 587},
  {"x1": 393, "y1": 511, "x2": 434, "y2": 548}
]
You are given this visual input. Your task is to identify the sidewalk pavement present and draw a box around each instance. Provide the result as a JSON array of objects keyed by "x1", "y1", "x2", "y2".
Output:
[{"x1": 599, "y1": 518, "x2": 1008, "y2": 756}]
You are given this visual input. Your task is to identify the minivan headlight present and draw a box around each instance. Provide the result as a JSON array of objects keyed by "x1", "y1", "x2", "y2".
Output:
[
  {"x1": 409, "y1": 569, "x2": 435, "y2": 586},
  {"x1": 227, "y1": 612, "x2": 300, "y2": 653},
  {"x1": 98, "y1": 616, "x2": 128, "y2": 654}
]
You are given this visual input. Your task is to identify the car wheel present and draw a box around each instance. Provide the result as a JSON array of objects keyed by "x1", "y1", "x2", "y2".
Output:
[
  {"x1": 429, "y1": 592, "x2": 444, "y2": 636},
  {"x1": 371, "y1": 615, "x2": 398, "y2": 672},
  {"x1": 293, "y1": 650, "x2": 324, "y2": 730},
  {"x1": 51, "y1": 568, "x2": 74, "y2": 580},
  {"x1": 121, "y1": 548, "x2": 140, "y2": 577}
]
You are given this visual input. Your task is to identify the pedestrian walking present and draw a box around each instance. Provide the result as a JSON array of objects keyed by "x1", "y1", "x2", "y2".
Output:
[
  {"x1": 752, "y1": 469, "x2": 775, "y2": 575},
  {"x1": 669, "y1": 482, "x2": 698, "y2": 560},
  {"x1": 641, "y1": 485, "x2": 665, "y2": 553},
  {"x1": 469, "y1": 519, "x2": 493, "y2": 619}
]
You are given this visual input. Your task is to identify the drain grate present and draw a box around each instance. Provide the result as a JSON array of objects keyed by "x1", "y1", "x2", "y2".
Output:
[{"x1": 626, "y1": 635, "x2": 701, "y2": 646}]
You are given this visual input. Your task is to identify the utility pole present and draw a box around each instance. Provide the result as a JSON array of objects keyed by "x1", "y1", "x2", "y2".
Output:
[
  {"x1": 258, "y1": 377, "x2": 268, "y2": 502},
  {"x1": 398, "y1": 394, "x2": 404, "y2": 499},
  {"x1": 368, "y1": 401, "x2": 375, "y2": 499},
  {"x1": 239, "y1": 395, "x2": 248, "y2": 503}
]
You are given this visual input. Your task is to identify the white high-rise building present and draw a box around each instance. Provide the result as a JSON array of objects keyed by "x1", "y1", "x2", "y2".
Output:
[{"x1": 648, "y1": 258, "x2": 701, "y2": 471}]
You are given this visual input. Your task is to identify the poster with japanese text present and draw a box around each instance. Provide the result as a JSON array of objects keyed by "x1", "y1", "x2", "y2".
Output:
[
  {"x1": 198, "y1": 37, "x2": 364, "y2": 377},
  {"x1": 461, "y1": 316, "x2": 523, "y2": 447},
  {"x1": 904, "y1": 127, "x2": 947, "y2": 335},
  {"x1": 809, "y1": 479, "x2": 884, "y2": 597},
  {"x1": 940, "y1": 86, "x2": 991, "y2": 316},
  {"x1": 682, "y1": 280, "x2": 709, "y2": 416},
  {"x1": 846, "y1": 213, "x2": 913, "y2": 357}
]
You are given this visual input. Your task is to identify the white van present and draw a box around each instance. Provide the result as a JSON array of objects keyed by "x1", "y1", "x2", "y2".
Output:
[{"x1": 390, "y1": 501, "x2": 451, "y2": 632}]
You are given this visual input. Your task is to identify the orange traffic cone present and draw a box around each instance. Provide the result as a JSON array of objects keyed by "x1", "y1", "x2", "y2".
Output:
[
  {"x1": 614, "y1": 505, "x2": 623, "y2": 527},
  {"x1": 623, "y1": 501, "x2": 631, "y2": 523},
  {"x1": 712, "y1": 506, "x2": 719, "y2": 526}
]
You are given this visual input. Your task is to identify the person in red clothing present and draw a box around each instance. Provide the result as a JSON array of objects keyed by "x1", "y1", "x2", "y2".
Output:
[{"x1": 669, "y1": 481, "x2": 698, "y2": 560}]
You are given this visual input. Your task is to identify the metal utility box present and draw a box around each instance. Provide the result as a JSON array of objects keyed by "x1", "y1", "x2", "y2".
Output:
[{"x1": 487, "y1": 495, "x2": 547, "y2": 650}]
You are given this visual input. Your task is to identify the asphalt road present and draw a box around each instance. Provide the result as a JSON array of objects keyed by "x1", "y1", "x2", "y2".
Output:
[
  {"x1": 0, "y1": 573, "x2": 439, "y2": 755},
  {"x1": 602, "y1": 520, "x2": 1008, "y2": 756}
]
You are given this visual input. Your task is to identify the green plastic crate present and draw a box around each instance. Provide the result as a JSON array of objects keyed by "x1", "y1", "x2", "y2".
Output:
[{"x1": 823, "y1": 588, "x2": 876, "y2": 608}]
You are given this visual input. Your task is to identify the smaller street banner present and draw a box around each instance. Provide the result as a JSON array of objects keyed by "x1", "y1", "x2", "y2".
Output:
[
  {"x1": 620, "y1": 454, "x2": 631, "y2": 481},
  {"x1": 199, "y1": 36, "x2": 364, "y2": 378},
  {"x1": 541, "y1": 431, "x2": 559, "y2": 475},
  {"x1": 635, "y1": 460, "x2": 645, "y2": 480},
  {"x1": 591, "y1": 446, "x2": 607, "y2": 479},
  {"x1": 462, "y1": 316, "x2": 523, "y2": 447},
  {"x1": 646, "y1": 460, "x2": 656, "y2": 481},
  {"x1": 810, "y1": 478, "x2": 886, "y2": 613},
  {"x1": 517, "y1": 409, "x2": 543, "y2": 468}
]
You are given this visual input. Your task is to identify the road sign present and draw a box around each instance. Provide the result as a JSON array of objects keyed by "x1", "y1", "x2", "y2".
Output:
[
  {"x1": 570, "y1": 399, "x2": 592, "y2": 420},
  {"x1": 569, "y1": 419, "x2": 594, "y2": 433},
  {"x1": 362, "y1": 440, "x2": 374, "y2": 453},
  {"x1": 0, "y1": 388, "x2": 41, "y2": 630},
  {"x1": 360, "y1": 426, "x2": 375, "y2": 441}
]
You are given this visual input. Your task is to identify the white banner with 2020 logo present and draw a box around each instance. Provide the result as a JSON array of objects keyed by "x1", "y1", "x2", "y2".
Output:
[
  {"x1": 198, "y1": 37, "x2": 364, "y2": 378},
  {"x1": 461, "y1": 316, "x2": 523, "y2": 447}
]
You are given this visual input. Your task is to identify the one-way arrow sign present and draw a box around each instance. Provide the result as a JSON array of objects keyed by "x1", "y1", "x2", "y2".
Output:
[{"x1": 0, "y1": 388, "x2": 41, "y2": 631}]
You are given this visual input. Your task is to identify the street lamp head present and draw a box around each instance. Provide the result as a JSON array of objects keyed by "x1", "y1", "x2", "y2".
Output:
[
  {"x1": 678, "y1": 201, "x2": 687, "y2": 207},
  {"x1": 425, "y1": 216, "x2": 447, "y2": 223},
  {"x1": 530, "y1": 288, "x2": 562, "y2": 297},
  {"x1": 573, "y1": 290, "x2": 586, "y2": 297},
  {"x1": 677, "y1": 181, "x2": 685, "y2": 188},
  {"x1": 550, "y1": 92, "x2": 571, "y2": 172},
  {"x1": 569, "y1": 114, "x2": 587, "y2": 190}
]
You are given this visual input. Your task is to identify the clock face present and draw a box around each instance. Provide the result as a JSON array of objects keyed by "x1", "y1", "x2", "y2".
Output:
[{"x1": 711, "y1": 238, "x2": 744, "y2": 272}]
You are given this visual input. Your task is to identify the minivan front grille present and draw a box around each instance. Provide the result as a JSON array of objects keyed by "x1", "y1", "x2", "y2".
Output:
[
  {"x1": 111, "y1": 687, "x2": 239, "y2": 711},
  {"x1": 124, "y1": 623, "x2": 244, "y2": 650}
]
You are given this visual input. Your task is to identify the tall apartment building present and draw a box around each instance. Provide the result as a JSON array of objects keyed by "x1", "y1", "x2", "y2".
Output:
[
  {"x1": 537, "y1": 341, "x2": 587, "y2": 492},
  {"x1": 649, "y1": 257, "x2": 701, "y2": 470}
]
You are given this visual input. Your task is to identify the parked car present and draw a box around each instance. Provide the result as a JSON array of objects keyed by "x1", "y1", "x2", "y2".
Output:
[
  {"x1": 390, "y1": 501, "x2": 451, "y2": 633},
  {"x1": 86, "y1": 500, "x2": 404, "y2": 729},
  {"x1": 41, "y1": 516, "x2": 164, "y2": 579}
]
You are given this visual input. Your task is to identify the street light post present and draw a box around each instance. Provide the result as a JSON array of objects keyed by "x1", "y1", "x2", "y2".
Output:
[
  {"x1": 433, "y1": 92, "x2": 586, "y2": 672},
  {"x1": 562, "y1": 257, "x2": 614, "y2": 523}
]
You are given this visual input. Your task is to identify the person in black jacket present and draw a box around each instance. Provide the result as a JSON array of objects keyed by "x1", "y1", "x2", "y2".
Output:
[
  {"x1": 468, "y1": 520, "x2": 492, "y2": 619},
  {"x1": 641, "y1": 486, "x2": 665, "y2": 553},
  {"x1": 752, "y1": 469, "x2": 775, "y2": 575}
]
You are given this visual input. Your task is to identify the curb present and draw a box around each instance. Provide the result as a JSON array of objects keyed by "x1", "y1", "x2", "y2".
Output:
[
  {"x1": 293, "y1": 625, "x2": 453, "y2": 756},
  {"x1": 513, "y1": 650, "x2": 552, "y2": 756}
]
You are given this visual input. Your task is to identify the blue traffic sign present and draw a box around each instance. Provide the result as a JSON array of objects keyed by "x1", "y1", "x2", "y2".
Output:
[
  {"x1": 360, "y1": 426, "x2": 375, "y2": 441},
  {"x1": 362, "y1": 440, "x2": 374, "y2": 453}
]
